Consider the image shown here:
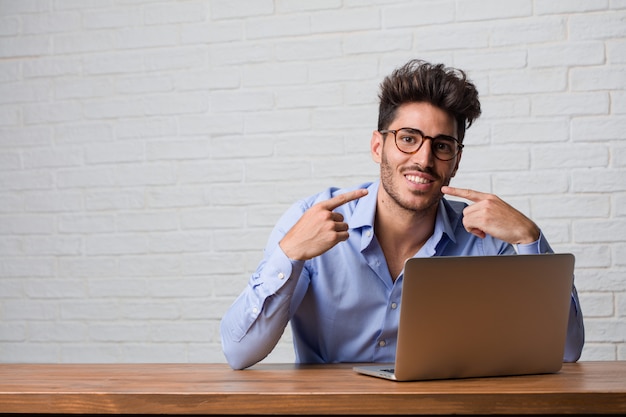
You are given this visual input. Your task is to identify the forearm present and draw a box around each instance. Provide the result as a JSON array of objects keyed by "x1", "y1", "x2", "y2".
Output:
[
  {"x1": 220, "y1": 248, "x2": 304, "y2": 370},
  {"x1": 220, "y1": 292, "x2": 291, "y2": 370},
  {"x1": 563, "y1": 286, "x2": 585, "y2": 362}
]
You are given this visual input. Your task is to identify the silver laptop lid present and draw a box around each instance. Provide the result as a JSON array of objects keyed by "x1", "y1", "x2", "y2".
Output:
[{"x1": 393, "y1": 253, "x2": 575, "y2": 381}]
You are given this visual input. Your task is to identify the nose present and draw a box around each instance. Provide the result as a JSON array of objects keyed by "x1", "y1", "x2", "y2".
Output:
[{"x1": 410, "y1": 137, "x2": 435, "y2": 168}]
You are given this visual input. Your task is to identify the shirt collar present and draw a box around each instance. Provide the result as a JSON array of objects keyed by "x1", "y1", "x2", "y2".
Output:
[
  {"x1": 438, "y1": 197, "x2": 460, "y2": 244},
  {"x1": 349, "y1": 181, "x2": 378, "y2": 230}
]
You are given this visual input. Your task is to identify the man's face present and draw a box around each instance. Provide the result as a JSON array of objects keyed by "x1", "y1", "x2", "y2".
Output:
[{"x1": 371, "y1": 101, "x2": 461, "y2": 215}]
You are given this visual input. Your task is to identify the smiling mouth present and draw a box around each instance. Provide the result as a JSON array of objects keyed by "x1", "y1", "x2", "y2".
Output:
[{"x1": 405, "y1": 174, "x2": 433, "y2": 185}]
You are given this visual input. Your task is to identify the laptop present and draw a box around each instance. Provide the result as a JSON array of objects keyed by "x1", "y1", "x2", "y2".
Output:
[{"x1": 353, "y1": 253, "x2": 575, "y2": 381}]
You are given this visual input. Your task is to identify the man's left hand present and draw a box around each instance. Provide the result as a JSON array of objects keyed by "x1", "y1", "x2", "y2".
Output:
[{"x1": 441, "y1": 186, "x2": 541, "y2": 245}]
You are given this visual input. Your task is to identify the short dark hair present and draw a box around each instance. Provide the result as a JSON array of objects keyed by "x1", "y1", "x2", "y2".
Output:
[{"x1": 377, "y1": 59, "x2": 481, "y2": 142}]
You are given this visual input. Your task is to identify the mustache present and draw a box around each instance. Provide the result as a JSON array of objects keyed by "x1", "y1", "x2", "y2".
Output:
[{"x1": 401, "y1": 165, "x2": 440, "y2": 180}]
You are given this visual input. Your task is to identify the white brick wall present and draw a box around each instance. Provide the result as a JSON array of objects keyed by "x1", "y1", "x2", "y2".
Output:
[{"x1": 0, "y1": 0, "x2": 624, "y2": 364}]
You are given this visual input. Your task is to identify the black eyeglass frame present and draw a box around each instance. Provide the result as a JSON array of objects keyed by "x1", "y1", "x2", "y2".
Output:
[{"x1": 379, "y1": 128, "x2": 464, "y2": 161}]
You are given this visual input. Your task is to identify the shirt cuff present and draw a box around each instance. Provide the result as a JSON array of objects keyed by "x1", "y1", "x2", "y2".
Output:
[
  {"x1": 515, "y1": 230, "x2": 553, "y2": 255},
  {"x1": 255, "y1": 245, "x2": 305, "y2": 297}
]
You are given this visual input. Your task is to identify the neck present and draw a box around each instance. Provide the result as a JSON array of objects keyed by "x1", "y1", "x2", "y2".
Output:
[
  {"x1": 375, "y1": 200, "x2": 437, "y2": 249},
  {"x1": 374, "y1": 190, "x2": 439, "y2": 280}
]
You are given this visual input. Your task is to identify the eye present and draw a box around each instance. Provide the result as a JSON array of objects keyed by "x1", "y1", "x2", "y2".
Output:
[
  {"x1": 397, "y1": 129, "x2": 422, "y2": 146},
  {"x1": 433, "y1": 138, "x2": 455, "y2": 154},
  {"x1": 399, "y1": 134, "x2": 418, "y2": 146}
]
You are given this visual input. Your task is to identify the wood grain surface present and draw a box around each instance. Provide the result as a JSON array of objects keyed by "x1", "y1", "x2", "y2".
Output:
[{"x1": 1, "y1": 361, "x2": 625, "y2": 415}]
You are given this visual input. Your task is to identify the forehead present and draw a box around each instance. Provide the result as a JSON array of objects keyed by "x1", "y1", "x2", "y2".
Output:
[{"x1": 391, "y1": 102, "x2": 457, "y2": 137}]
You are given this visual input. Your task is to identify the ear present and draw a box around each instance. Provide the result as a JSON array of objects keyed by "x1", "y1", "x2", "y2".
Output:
[{"x1": 371, "y1": 130, "x2": 383, "y2": 164}]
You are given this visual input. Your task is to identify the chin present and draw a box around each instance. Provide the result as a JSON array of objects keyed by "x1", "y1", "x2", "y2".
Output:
[{"x1": 400, "y1": 194, "x2": 441, "y2": 214}]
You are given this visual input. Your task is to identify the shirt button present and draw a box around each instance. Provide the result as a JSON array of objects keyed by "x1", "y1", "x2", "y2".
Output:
[
  {"x1": 277, "y1": 272, "x2": 285, "y2": 279},
  {"x1": 391, "y1": 302, "x2": 398, "y2": 309},
  {"x1": 378, "y1": 340, "x2": 386, "y2": 347},
  {"x1": 252, "y1": 307, "x2": 259, "y2": 314},
  {"x1": 366, "y1": 230, "x2": 372, "y2": 237}
]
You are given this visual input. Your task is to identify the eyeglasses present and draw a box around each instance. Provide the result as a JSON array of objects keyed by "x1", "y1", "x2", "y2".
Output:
[{"x1": 379, "y1": 127, "x2": 464, "y2": 161}]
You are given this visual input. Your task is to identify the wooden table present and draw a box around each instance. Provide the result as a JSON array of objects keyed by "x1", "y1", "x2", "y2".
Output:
[{"x1": 0, "y1": 362, "x2": 625, "y2": 415}]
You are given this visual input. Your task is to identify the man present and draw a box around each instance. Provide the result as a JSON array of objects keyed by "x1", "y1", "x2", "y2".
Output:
[{"x1": 220, "y1": 59, "x2": 585, "y2": 370}]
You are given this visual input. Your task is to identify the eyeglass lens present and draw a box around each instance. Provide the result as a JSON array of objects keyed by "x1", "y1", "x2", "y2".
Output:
[{"x1": 395, "y1": 128, "x2": 460, "y2": 160}]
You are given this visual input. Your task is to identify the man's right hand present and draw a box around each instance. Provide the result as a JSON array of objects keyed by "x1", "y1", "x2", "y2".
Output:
[{"x1": 279, "y1": 188, "x2": 368, "y2": 261}]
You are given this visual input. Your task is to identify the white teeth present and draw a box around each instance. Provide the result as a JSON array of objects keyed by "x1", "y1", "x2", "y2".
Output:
[{"x1": 406, "y1": 174, "x2": 430, "y2": 184}]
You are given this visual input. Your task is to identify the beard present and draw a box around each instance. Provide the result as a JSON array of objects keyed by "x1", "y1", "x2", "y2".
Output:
[{"x1": 379, "y1": 150, "x2": 450, "y2": 215}]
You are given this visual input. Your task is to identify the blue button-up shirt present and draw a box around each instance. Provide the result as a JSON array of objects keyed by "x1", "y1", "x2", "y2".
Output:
[{"x1": 220, "y1": 181, "x2": 584, "y2": 370}]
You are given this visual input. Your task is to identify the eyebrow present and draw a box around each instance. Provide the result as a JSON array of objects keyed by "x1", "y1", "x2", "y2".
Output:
[{"x1": 400, "y1": 127, "x2": 458, "y2": 141}]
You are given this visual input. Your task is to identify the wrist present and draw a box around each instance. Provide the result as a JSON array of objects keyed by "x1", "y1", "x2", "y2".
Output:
[
  {"x1": 279, "y1": 239, "x2": 305, "y2": 261},
  {"x1": 516, "y1": 223, "x2": 540, "y2": 245}
]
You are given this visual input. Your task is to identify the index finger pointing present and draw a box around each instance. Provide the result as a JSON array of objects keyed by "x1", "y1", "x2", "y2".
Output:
[
  {"x1": 321, "y1": 188, "x2": 368, "y2": 211},
  {"x1": 441, "y1": 186, "x2": 488, "y2": 202}
]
